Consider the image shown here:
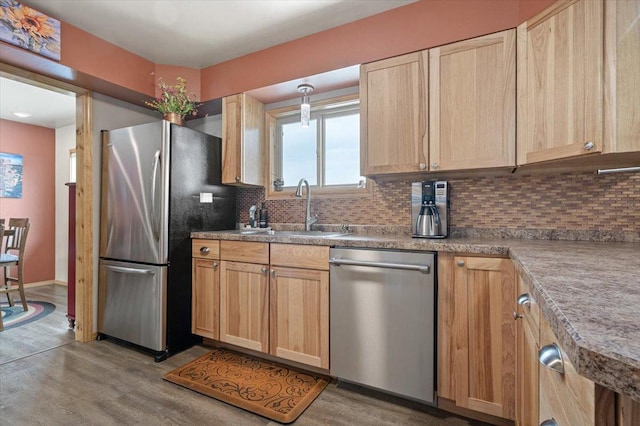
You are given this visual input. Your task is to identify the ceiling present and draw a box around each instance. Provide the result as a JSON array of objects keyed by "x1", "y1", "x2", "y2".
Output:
[
  {"x1": 24, "y1": 0, "x2": 416, "y2": 68},
  {"x1": 3, "y1": 1, "x2": 414, "y2": 128},
  {"x1": 0, "y1": 77, "x2": 76, "y2": 129}
]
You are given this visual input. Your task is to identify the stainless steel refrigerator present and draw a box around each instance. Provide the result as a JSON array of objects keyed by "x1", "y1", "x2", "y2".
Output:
[{"x1": 98, "y1": 120, "x2": 235, "y2": 361}]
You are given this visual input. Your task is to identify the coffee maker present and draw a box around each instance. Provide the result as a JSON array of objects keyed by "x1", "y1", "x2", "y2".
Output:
[{"x1": 412, "y1": 181, "x2": 448, "y2": 238}]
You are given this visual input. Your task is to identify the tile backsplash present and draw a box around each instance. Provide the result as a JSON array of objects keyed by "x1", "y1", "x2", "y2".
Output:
[{"x1": 237, "y1": 171, "x2": 640, "y2": 241}]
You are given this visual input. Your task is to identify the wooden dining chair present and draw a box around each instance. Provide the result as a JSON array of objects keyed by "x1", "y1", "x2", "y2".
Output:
[
  {"x1": 1, "y1": 218, "x2": 30, "y2": 311},
  {"x1": 0, "y1": 221, "x2": 5, "y2": 331}
]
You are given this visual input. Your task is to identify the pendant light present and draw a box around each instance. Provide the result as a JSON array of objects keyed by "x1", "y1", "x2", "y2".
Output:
[{"x1": 297, "y1": 83, "x2": 314, "y2": 127}]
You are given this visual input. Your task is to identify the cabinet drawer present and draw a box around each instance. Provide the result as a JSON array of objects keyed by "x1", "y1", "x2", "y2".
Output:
[
  {"x1": 538, "y1": 317, "x2": 614, "y2": 425},
  {"x1": 192, "y1": 239, "x2": 220, "y2": 259},
  {"x1": 270, "y1": 244, "x2": 329, "y2": 270},
  {"x1": 220, "y1": 240, "x2": 269, "y2": 264},
  {"x1": 517, "y1": 274, "x2": 539, "y2": 345}
]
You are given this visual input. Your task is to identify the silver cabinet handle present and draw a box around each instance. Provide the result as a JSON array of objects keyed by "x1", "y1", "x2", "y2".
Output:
[
  {"x1": 584, "y1": 141, "x2": 595, "y2": 150},
  {"x1": 200, "y1": 246, "x2": 210, "y2": 255},
  {"x1": 270, "y1": 269, "x2": 276, "y2": 278},
  {"x1": 235, "y1": 176, "x2": 241, "y2": 182},
  {"x1": 260, "y1": 266, "x2": 267, "y2": 274},
  {"x1": 539, "y1": 344, "x2": 565, "y2": 374},
  {"x1": 212, "y1": 262, "x2": 218, "y2": 269},
  {"x1": 517, "y1": 293, "x2": 531, "y2": 308},
  {"x1": 431, "y1": 163, "x2": 439, "y2": 169},
  {"x1": 419, "y1": 163, "x2": 426, "y2": 170},
  {"x1": 513, "y1": 311, "x2": 523, "y2": 320},
  {"x1": 540, "y1": 419, "x2": 558, "y2": 426},
  {"x1": 457, "y1": 260, "x2": 465, "y2": 267}
]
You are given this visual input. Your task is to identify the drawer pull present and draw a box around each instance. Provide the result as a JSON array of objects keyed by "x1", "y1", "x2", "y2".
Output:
[
  {"x1": 261, "y1": 266, "x2": 267, "y2": 274},
  {"x1": 539, "y1": 344, "x2": 565, "y2": 374},
  {"x1": 456, "y1": 260, "x2": 465, "y2": 267},
  {"x1": 200, "y1": 246, "x2": 210, "y2": 255},
  {"x1": 212, "y1": 262, "x2": 218, "y2": 269},
  {"x1": 517, "y1": 293, "x2": 531, "y2": 308},
  {"x1": 513, "y1": 311, "x2": 523, "y2": 320},
  {"x1": 540, "y1": 419, "x2": 558, "y2": 426}
]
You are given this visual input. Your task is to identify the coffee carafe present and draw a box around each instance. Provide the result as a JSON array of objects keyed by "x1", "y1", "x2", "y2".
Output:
[{"x1": 412, "y1": 181, "x2": 448, "y2": 238}]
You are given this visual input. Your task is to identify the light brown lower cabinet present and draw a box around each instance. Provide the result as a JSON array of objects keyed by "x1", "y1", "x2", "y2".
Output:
[
  {"x1": 192, "y1": 240, "x2": 330, "y2": 369},
  {"x1": 515, "y1": 274, "x2": 539, "y2": 426},
  {"x1": 269, "y1": 243, "x2": 330, "y2": 369},
  {"x1": 219, "y1": 260, "x2": 270, "y2": 353},
  {"x1": 269, "y1": 266, "x2": 329, "y2": 368},
  {"x1": 191, "y1": 240, "x2": 221, "y2": 339},
  {"x1": 438, "y1": 253, "x2": 516, "y2": 422}
]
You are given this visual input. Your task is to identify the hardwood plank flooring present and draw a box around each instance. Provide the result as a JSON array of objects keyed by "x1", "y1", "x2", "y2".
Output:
[{"x1": 0, "y1": 285, "x2": 488, "y2": 425}]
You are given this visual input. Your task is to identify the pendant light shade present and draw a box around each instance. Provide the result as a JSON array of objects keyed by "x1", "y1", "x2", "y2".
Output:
[{"x1": 297, "y1": 84, "x2": 314, "y2": 127}]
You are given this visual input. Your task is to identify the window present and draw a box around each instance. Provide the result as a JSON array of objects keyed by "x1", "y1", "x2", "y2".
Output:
[{"x1": 270, "y1": 98, "x2": 366, "y2": 197}]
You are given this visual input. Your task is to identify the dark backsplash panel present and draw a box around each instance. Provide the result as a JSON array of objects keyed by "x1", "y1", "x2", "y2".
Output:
[{"x1": 236, "y1": 171, "x2": 640, "y2": 240}]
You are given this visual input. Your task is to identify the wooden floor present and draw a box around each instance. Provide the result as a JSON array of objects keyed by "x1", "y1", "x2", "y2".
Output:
[{"x1": 0, "y1": 285, "x2": 487, "y2": 425}]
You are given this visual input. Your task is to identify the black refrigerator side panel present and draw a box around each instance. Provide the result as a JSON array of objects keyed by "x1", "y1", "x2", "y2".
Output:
[{"x1": 166, "y1": 124, "x2": 236, "y2": 353}]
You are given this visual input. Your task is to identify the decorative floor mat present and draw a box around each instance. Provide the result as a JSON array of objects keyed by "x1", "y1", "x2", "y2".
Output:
[{"x1": 164, "y1": 348, "x2": 329, "y2": 423}]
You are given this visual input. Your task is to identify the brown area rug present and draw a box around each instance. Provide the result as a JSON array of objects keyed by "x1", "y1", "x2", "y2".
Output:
[{"x1": 163, "y1": 348, "x2": 330, "y2": 423}]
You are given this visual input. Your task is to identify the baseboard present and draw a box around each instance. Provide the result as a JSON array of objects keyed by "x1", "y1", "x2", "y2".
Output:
[{"x1": 21, "y1": 280, "x2": 66, "y2": 289}]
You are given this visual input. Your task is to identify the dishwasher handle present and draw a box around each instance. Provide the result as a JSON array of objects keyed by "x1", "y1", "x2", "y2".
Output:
[{"x1": 329, "y1": 258, "x2": 431, "y2": 274}]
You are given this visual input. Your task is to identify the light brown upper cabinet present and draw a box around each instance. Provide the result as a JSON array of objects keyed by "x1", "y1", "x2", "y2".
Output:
[
  {"x1": 518, "y1": 0, "x2": 640, "y2": 167},
  {"x1": 518, "y1": 0, "x2": 601, "y2": 165},
  {"x1": 222, "y1": 93, "x2": 265, "y2": 186},
  {"x1": 429, "y1": 30, "x2": 516, "y2": 171},
  {"x1": 360, "y1": 52, "x2": 427, "y2": 176}
]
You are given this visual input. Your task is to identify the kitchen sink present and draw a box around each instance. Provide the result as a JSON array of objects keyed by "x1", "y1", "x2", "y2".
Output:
[
  {"x1": 266, "y1": 230, "x2": 347, "y2": 238},
  {"x1": 221, "y1": 229, "x2": 347, "y2": 238}
]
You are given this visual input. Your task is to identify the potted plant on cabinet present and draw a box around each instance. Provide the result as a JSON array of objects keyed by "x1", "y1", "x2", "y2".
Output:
[{"x1": 145, "y1": 77, "x2": 198, "y2": 125}]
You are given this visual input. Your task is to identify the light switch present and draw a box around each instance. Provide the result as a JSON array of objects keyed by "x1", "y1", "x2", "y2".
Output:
[{"x1": 199, "y1": 193, "x2": 213, "y2": 203}]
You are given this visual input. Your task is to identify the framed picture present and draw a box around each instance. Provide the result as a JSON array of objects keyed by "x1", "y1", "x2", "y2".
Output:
[
  {"x1": 0, "y1": 0, "x2": 61, "y2": 61},
  {"x1": 0, "y1": 152, "x2": 23, "y2": 198}
]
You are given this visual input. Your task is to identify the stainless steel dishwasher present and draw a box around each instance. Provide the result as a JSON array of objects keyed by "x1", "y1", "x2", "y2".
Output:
[{"x1": 329, "y1": 248, "x2": 436, "y2": 404}]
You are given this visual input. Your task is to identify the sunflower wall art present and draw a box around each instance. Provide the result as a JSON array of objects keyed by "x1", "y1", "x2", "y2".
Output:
[{"x1": 0, "y1": 0, "x2": 60, "y2": 60}]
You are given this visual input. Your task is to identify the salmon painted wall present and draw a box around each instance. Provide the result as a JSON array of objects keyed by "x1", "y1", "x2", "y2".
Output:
[
  {"x1": 2, "y1": 0, "x2": 557, "y2": 105},
  {"x1": 0, "y1": 119, "x2": 55, "y2": 284},
  {"x1": 200, "y1": 0, "x2": 557, "y2": 99}
]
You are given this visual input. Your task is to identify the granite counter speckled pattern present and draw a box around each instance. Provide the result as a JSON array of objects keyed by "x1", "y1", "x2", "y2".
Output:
[{"x1": 191, "y1": 231, "x2": 640, "y2": 401}]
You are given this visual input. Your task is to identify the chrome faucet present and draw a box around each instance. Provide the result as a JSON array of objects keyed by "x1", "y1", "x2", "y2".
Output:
[{"x1": 295, "y1": 178, "x2": 318, "y2": 231}]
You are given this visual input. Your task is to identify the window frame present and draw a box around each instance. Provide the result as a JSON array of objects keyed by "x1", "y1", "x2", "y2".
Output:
[{"x1": 265, "y1": 93, "x2": 372, "y2": 200}]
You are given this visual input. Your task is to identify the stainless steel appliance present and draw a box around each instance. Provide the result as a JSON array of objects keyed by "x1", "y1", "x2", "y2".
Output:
[
  {"x1": 412, "y1": 180, "x2": 448, "y2": 238},
  {"x1": 329, "y1": 248, "x2": 436, "y2": 404},
  {"x1": 98, "y1": 121, "x2": 235, "y2": 361}
]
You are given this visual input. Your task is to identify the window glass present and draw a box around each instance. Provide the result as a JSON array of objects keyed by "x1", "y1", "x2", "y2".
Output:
[
  {"x1": 281, "y1": 119, "x2": 318, "y2": 186},
  {"x1": 324, "y1": 112, "x2": 362, "y2": 186}
]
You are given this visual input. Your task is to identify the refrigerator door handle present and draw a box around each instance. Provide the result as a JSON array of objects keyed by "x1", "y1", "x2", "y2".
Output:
[
  {"x1": 106, "y1": 265, "x2": 156, "y2": 275},
  {"x1": 150, "y1": 149, "x2": 161, "y2": 242}
]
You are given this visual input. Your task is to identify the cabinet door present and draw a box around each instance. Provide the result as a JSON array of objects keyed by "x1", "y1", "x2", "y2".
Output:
[
  {"x1": 222, "y1": 94, "x2": 264, "y2": 186},
  {"x1": 360, "y1": 52, "x2": 427, "y2": 176},
  {"x1": 270, "y1": 267, "x2": 329, "y2": 368},
  {"x1": 429, "y1": 30, "x2": 515, "y2": 171},
  {"x1": 515, "y1": 275, "x2": 539, "y2": 426},
  {"x1": 517, "y1": 0, "x2": 603, "y2": 165},
  {"x1": 192, "y1": 258, "x2": 219, "y2": 339},
  {"x1": 219, "y1": 260, "x2": 269, "y2": 352},
  {"x1": 453, "y1": 256, "x2": 516, "y2": 420}
]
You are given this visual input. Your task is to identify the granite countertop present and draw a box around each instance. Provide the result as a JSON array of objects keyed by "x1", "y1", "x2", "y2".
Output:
[{"x1": 191, "y1": 230, "x2": 640, "y2": 400}]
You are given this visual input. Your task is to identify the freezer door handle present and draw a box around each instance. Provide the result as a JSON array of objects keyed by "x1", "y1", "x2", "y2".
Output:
[
  {"x1": 105, "y1": 265, "x2": 156, "y2": 275},
  {"x1": 150, "y1": 149, "x2": 161, "y2": 242}
]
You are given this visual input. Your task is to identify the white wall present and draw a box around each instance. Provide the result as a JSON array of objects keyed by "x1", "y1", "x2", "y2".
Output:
[
  {"x1": 54, "y1": 124, "x2": 76, "y2": 283},
  {"x1": 91, "y1": 93, "x2": 158, "y2": 330}
]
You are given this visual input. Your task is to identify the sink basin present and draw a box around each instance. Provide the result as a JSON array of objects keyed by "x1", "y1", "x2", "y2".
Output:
[
  {"x1": 268, "y1": 230, "x2": 347, "y2": 238},
  {"x1": 219, "y1": 229, "x2": 347, "y2": 238}
]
